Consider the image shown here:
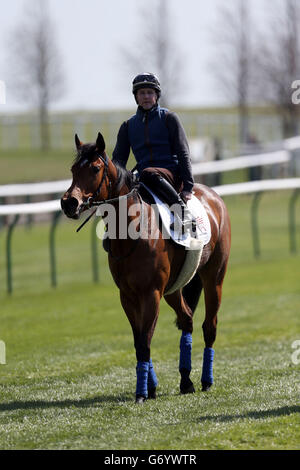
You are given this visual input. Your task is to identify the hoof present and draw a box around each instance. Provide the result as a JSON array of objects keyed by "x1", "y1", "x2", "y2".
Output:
[
  {"x1": 148, "y1": 387, "x2": 156, "y2": 399},
  {"x1": 135, "y1": 395, "x2": 147, "y2": 404},
  {"x1": 201, "y1": 381, "x2": 213, "y2": 392},
  {"x1": 180, "y1": 378, "x2": 195, "y2": 395}
]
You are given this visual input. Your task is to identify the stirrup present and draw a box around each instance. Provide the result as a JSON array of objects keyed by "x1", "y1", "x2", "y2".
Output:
[
  {"x1": 170, "y1": 218, "x2": 191, "y2": 233},
  {"x1": 170, "y1": 215, "x2": 197, "y2": 233}
]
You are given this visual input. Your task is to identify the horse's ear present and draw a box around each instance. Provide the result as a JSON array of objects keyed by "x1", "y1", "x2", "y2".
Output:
[
  {"x1": 96, "y1": 132, "x2": 105, "y2": 153},
  {"x1": 75, "y1": 134, "x2": 82, "y2": 150}
]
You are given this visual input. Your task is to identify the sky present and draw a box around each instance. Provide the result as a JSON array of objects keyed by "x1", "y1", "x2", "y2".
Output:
[{"x1": 0, "y1": 0, "x2": 268, "y2": 113}]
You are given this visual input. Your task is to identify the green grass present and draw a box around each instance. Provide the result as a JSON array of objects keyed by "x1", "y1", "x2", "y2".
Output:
[
  {"x1": 0, "y1": 148, "x2": 248, "y2": 185},
  {"x1": 0, "y1": 191, "x2": 299, "y2": 450},
  {"x1": 0, "y1": 148, "x2": 71, "y2": 184},
  {"x1": 0, "y1": 148, "x2": 134, "y2": 185}
]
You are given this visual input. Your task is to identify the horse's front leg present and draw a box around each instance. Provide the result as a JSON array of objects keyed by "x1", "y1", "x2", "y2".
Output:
[{"x1": 120, "y1": 289, "x2": 160, "y2": 403}]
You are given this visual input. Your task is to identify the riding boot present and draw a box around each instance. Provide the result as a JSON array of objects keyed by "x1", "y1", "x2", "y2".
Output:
[{"x1": 140, "y1": 172, "x2": 196, "y2": 234}]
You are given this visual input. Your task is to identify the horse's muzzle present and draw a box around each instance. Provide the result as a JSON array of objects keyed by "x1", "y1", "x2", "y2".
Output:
[{"x1": 61, "y1": 197, "x2": 80, "y2": 219}]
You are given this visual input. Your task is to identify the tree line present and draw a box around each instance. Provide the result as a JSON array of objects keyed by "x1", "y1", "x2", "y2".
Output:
[{"x1": 5, "y1": 0, "x2": 300, "y2": 150}]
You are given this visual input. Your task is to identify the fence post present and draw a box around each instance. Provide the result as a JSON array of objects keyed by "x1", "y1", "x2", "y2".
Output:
[
  {"x1": 49, "y1": 211, "x2": 62, "y2": 287},
  {"x1": 25, "y1": 195, "x2": 33, "y2": 230},
  {"x1": 289, "y1": 189, "x2": 300, "y2": 254},
  {"x1": 6, "y1": 214, "x2": 20, "y2": 294},
  {"x1": 290, "y1": 149, "x2": 300, "y2": 177},
  {"x1": 251, "y1": 192, "x2": 263, "y2": 258},
  {"x1": 0, "y1": 197, "x2": 4, "y2": 231}
]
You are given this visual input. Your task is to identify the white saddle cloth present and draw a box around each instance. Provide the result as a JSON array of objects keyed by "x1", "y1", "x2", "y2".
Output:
[
  {"x1": 142, "y1": 186, "x2": 211, "y2": 249},
  {"x1": 141, "y1": 186, "x2": 212, "y2": 295}
]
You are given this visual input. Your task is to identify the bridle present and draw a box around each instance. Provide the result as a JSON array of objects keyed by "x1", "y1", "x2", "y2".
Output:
[
  {"x1": 85, "y1": 151, "x2": 112, "y2": 208},
  {"x1": 76, "y1": 151, "x2": 144, "y2": 260},
  {"x1": 76, "y1": 152, "x2": 142, "y2": 251}
]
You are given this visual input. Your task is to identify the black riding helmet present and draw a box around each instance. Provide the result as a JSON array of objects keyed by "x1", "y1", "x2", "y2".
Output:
[{"x1": 132, "y1": 73, "x2": 161, "y2": 101}]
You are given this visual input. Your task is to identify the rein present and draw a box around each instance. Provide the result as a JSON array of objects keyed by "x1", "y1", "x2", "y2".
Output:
[
  {"x1": 86, "y1": 187, "x2": 138, "y2": 207},
  {"x1": 76, "y1": 187, "x2": 138, "y2": 233}
]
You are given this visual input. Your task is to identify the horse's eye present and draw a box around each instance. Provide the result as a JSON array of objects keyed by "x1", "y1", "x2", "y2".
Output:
[{"x1": 92, "y1": 166, "x2": 100, "y2": 174}]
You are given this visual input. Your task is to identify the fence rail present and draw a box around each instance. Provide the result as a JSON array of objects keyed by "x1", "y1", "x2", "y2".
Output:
[
  {"x1": 0, "y1": 178, "x2": 299, "y2": 294},
  {"x1": 0, "y1": 180, "x2": 71, "y2": 198},
  {"x1": 192, "y1": 150, "x2": 290, "y2": 175},
  {"x1": 212, "y1": 178, "x2": 300, "y2": 259},
  {"x1": 0, "y1": 109, "x2": 293, "y2": 153},
  {"x1": 0, "y1": 134, "x2": 299, "y2": 200},
  {"x1": 0, "y1": 199, "x2": 61, "y2": 215},
  {"x1": 212, "y1": 178, "x2": 300, "y2": 196}
]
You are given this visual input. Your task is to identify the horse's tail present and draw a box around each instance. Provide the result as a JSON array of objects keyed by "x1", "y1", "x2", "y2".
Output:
[{"x1": 182, "y1": 272, "x2": 203, "y2": 315}]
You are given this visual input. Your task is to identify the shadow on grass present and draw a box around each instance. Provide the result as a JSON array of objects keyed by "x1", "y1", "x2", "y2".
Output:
[
  {"x1": 195, "y1": 406, "x2": 300, "y2": 423},
  {"x1": 0, "y1": 394, "x2": 134, "y2": 411},
  {"x1": 0, "y1": 394, "x2": 299, "y2": 422}
]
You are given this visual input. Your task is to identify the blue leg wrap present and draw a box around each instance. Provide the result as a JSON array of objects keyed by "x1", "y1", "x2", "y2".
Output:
[
  {"x1": 148, "y1": 358, "x2": 158, "y2": 389},
  {"x1": 201, "y1": 347, "x2": 215, "y2": 384},
  {"x1": 179, "y1": 331, "x2": 192, "y2": 371},
  {"x1": 136, "y1": 361, "x2": 149, "y2": 397}
]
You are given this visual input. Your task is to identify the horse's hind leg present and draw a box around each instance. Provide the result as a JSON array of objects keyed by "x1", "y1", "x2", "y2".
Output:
[
  {"x1": 182, "y1": 272, "x2": 203, "y2": 314},
  {"x1": 165, "y1": 286, "x2": 199, "y2": 394}
]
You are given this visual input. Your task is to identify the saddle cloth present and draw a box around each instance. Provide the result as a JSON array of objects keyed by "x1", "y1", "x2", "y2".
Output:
[{"x1": 140, "y1": 185, "x2": 211, "y2": 295}]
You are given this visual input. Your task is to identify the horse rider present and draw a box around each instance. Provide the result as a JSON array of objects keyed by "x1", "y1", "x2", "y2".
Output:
[{"x1": 112, "y1": 72, "x2": 196, "y2": 233}]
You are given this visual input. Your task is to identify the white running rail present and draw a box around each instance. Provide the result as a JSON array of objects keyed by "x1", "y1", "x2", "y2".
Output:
[
  {"x1": 212, "y1": 178, "x2": 300, "y2": 196},
  {"x1": 192, "y1": 150, "x2": 290, "y2": 176},
  {"x1": 0, "y1": 179, "x2": 299, "y2": 216},
  {"x1": 0, "y1": 135, "x2": 299, "y2": 203},
  {"x1": 0, "y1": 179, "x2": 71, "y2": 198}
]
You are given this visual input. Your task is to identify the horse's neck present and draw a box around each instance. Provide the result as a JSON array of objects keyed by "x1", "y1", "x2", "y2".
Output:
[
  {"x1": 119, "y1": 183, "x2": 131, "y2": 197},
  {"x1": 109, "y1": 159, "x2": 133, "y2": 198}
]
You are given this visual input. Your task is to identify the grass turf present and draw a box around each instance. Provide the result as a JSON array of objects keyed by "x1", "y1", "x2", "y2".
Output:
[{"x1": 0, "y1": 191, "x2": 299, "y2": 450}]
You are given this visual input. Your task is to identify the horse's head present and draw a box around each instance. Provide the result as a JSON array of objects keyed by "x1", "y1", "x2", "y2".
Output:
[{"x1": 61, "y1": 132, "x2": 116, "y2": 219}]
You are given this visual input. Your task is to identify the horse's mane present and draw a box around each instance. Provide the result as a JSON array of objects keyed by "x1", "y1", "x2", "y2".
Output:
[
  {"x1": 73, "y1": 144, "x2": 134, "y2": 193},
  {"x1": 113, "y1": 161, "x2": 135, "y2": 193},
  {"x1": 73, "y1": 143, "x2": 97, "y2": 165}
]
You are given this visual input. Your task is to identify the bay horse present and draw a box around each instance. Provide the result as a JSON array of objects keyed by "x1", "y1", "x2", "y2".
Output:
[{"x1": 61, "y1": 132, "x2": 231, "y2": 403}]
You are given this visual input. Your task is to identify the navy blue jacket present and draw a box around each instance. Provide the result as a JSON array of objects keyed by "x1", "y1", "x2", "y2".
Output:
[{"x1": 112, "y1": 105, "x2": 194, "y2": 192}]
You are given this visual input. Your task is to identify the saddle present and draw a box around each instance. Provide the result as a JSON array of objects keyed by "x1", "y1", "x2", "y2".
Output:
[
  {"x1": 138, "y1": 183, "x2": 211, "y2": 250},
  {"x1": 137, "y1": 183, "x2": 212, "y2": 294},
  {"x1": 101, "y1": 182, "x2": 211, "y2": 253}
]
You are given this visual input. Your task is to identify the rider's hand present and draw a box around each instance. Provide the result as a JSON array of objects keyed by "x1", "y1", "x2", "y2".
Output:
[{"x1": 180, "y1": 191, "x2": 192, "y2": 203}]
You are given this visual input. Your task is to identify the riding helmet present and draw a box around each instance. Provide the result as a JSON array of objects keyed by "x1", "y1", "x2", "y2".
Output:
[{"x1": 132, "y1": 73, "x2": 161, "y2": 99}]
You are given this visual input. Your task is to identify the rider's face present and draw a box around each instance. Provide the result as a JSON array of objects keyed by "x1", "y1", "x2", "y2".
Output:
[{"x1": 136, "y1": 88, "x2": 157, "y2": 110}]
